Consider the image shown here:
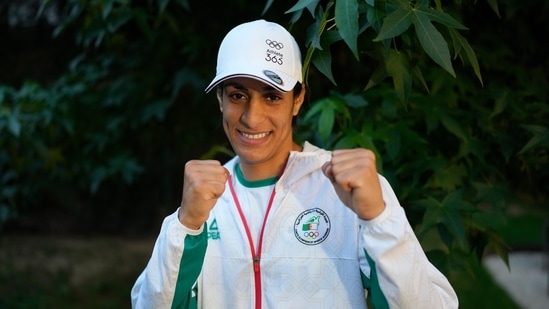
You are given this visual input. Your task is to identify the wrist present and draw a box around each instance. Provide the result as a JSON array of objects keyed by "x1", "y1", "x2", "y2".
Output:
[
  {"x1": 178, "y1": 208, "x2": 204, "y2": 230},
  {"x1": 357, "y1": 203, "x2": 386, "y2": 221}
]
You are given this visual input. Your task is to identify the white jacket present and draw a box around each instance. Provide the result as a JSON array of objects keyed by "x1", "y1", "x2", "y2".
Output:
[{"x1": 131, "y1": 142, "x2": 458, "y2": 309}]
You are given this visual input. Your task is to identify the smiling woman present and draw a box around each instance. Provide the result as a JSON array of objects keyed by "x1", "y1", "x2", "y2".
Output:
[
  {"x1": 217, "y1": 78, "x2": 304, "y2": 181},
  {"x1": 131, "y1": 19, "x2": 459, "y2": 309}
]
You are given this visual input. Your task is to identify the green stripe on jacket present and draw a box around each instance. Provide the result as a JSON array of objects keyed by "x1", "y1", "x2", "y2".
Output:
[
  {"x1": 361, "y1": 249, "x2": 390, "y2": 309},
  {"x1": 172, "y1": 224, "x2": 208, "y2": 309}
]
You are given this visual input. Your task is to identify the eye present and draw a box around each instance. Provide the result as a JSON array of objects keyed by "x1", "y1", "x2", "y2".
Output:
[
  {"x1": 228, "y1": 92, "x2": 247, "y2": 101},
  {"x1": 265, "y1": 93, "x2": 282, "y2": 102}
]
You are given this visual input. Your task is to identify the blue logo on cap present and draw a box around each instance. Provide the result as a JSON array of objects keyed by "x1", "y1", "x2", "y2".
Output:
[{"x1": 263, "y1": 70, "x2": 283, "y2": 85}]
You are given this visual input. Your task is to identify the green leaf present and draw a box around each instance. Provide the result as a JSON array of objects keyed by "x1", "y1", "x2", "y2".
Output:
[
  {"x1": 373, "y1": 8, "x2": 412, "y2": 41},
  {"x1": 421, "y1": 8, "x2": 468, "y2": 30},
  {"x1": 415, "y1": 0, "x2": 429, "y2": 8},
  {"x1": 133, "y1": 9, "x2": 155, "y2": 42},
  {"x1": 305, "y1": 19, "x2": 323, "y2": 49},
  {"x1": 303, "y1": 97, "x2": 338, "y2": 143},
  {"x1": 158, "y1": 0, "x2": 170, "y2": 12},
  {"x1": 311, "y1": 48, "x2": 337, "y2": 85},
  {"x1": 334, "y1": 131, "x2": 361, "y2": 149},
  {"x1": 411, "y1": 66, "x2": 430, "y2": 94},
  {"x1": 320, "y1": 29, "x2": 344, "y2": 46},
  {"x1": 285, "y1": 0, "x2": 318, "y2": 14},
  {"x1": 342, "y1": 93, "x2": 368, "y2": 108},
  {"x1": 416, "y1": 192, "x2": 469, "y2": 250},
  {"x1": 384, "y1": 49, "x2": 411, "y2": 103},
  {"x1": 440, "y1": 113, "x2": 468, "y2": 142},
  {"x1": 7, "y1": 112, "x2": 21, "y2": 137},
  {"x1": 36, "y1": 0, "x2": 52, "y2": 20},
  {"x1": 262, "y1": 0, "x2": 274, "y2": 15},
  {"x1": 102, "y1": 0, "x2": 114, "y2": 19},
  {"x1": 449, "y1": 29, "x2": 483, "y2": 86},
  {"x1": 318, "y1": 103, "x2": 335, "y2": 143},
  {"x1": 437, "y1": 224, "x2": 454, "y2": 251},
  {"x1": 486, "y1": 0, "x2": 501, "y2": 18},
  {"x1": 416, "y1": 196, "x2": 442, "y2": 235},
  {"x1": 366, "y1": 4, "x2": 385, "y2": 32},
  {"x1": 520, "y1": 125, "x2": 549, "y2": 153},
  {"x1": 385, "y1": 126, "x2": 401, "y2": 160},
  {"x1": 335, "y1": 0, "x2": 359, "y2": 59},
  {"x1": 90, "y1": 167, "x2": 107, "y2": 193},
  {"x1": 488, "y1": 233, "x2": 509, "y2": 269},
  {"x1": 441, "y1": 209, "x2": 467, "y2": 249},
  {"x1": 364, "y1": 64, "x2": 388, "y2": 91},
  {"x1": 0, "y1": 87, "x2": 6, "y2": 103},
  {"x1": 302, "y1": 4, "x2": 330, "y2": 84},
  {"x1": 302, "y1": 99, "x2": 325, "y2": 122},
  {"x1": 412, "y1": 12, "x2": 455, "y2": 77}
]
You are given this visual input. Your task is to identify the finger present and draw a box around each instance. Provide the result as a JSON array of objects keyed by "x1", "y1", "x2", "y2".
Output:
[
  {"x1": 332, "y1": 150, "x2": 377, "y2": 179},
  {"x1": 185, "y1": 160, "x2": 229, "y2": 181},
  {"x1": 331, "y1": 149, "x2": 374, "y2": 168}
]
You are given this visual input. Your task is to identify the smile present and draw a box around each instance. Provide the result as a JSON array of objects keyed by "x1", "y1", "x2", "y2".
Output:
[{"x1": 240, "y1": 131, "x2": 271, "y2": 139}]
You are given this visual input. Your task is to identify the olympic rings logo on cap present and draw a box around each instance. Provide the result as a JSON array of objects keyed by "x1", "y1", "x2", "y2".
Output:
[{"x1": 265, "y1": 39, "x2": 284, "y2": 50}]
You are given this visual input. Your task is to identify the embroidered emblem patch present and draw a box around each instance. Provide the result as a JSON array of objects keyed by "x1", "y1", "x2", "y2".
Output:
[{"x1": 294, "y1": 208, "x2": 331, "y2": 245}]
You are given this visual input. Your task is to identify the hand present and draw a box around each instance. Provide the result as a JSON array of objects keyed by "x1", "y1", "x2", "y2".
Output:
[
  {"x1": 178, "y1": 160, "x2": 229, "y2": 229},
  {"x1": 321, "y1": 149, "x2": 385, "y2": 220}
]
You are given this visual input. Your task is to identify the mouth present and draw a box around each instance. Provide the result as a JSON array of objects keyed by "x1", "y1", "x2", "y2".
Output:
[{"x1": 239, "y1": 131, "x2": 271, "y2": 140}]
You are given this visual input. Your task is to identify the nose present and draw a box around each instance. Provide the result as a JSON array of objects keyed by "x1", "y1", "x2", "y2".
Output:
[{"x1": 240, "y1": 98, "x2": 265, "y2": 128}]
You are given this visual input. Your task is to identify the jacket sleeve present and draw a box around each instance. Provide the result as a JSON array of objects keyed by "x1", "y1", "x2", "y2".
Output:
[
  {"x1": 358, "y1": 176, "x2": 459, "y2": 309},
  {"x1": 131, "y1": 209, "x2": 207, "y2": 309}
]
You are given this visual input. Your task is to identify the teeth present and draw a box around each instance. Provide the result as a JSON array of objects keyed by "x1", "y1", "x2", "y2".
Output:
[{"x1": 241, "y1": 132, "x2": 270, "y2": 139}]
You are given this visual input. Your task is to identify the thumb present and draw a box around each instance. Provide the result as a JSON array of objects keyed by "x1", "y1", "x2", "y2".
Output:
[{"x1": 321, "y1": 161, "x2": 335, "y2": 183}]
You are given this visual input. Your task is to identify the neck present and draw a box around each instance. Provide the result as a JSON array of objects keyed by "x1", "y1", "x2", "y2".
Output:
[{"x1": 239, "y1": 142, "x2": 302, "y2": 181}]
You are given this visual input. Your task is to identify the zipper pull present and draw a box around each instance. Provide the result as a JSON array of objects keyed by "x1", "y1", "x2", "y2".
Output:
[{"x1": 253, "y1": 256, "x2": 260, "y2": 272}]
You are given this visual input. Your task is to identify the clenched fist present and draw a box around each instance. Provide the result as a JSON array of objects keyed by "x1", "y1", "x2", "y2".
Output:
[
  {"x1": 178, "y1": 160, "x2": 230, "y2": 229},
  {"x1": 321, "y1": 149, "x2": 385, "y2": 220}
]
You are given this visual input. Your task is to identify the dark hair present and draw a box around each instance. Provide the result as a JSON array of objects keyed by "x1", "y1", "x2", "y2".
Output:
[
  {"x1": 292, "y1": 82, "x2": 303, "y2": 96},
  {"x1": 291, "y1": 82, "x2": 303, "y2": 127}
]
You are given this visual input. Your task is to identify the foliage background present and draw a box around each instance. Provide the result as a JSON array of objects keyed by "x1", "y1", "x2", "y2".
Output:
[{"x1": 0, "y1": 0, "x2": 548, "y2": 307}]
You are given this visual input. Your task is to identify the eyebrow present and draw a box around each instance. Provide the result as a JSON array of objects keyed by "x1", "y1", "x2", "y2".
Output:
[{"x1": 224, "y1": 81, "x2": 277, "y2": 93}]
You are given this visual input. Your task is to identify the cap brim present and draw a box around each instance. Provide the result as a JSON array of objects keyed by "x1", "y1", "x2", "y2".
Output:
[{"x1": 204, "y1": 68, "x2": 298, "y2": 93}]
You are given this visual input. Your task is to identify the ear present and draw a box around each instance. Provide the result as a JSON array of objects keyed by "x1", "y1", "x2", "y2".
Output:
[
  {"x1": 292, "y1": 84, "x2": 306, "y2": 116},
  {"x1": 216, "y1": 87, "x2": 223, "y2": 112}
]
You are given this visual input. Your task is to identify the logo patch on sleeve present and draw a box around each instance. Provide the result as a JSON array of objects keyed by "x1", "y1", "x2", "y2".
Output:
[{"x1": 207, "y1": 218, "x2": 220, "y2": 240}]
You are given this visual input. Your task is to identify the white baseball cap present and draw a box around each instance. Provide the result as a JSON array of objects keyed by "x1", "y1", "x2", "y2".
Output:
[{"x1": 205, "y1": 20, "x2": 303, "y2": 93}]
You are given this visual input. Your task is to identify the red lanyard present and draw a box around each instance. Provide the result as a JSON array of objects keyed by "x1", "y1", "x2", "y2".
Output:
[{"x1": 227, "y1": 175, "x2": 277, "y2": 309}]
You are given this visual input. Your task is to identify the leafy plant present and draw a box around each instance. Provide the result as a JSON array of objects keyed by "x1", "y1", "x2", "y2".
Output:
[{"x1": 291, "y1": 0, "x2": 549, "y2": 279}]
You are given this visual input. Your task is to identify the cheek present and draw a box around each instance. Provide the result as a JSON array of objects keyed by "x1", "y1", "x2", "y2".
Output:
[
  {"x1": 221, "y1": 109, "x2": 238, "y2": 133},
  {"x1": 221, "y1": 114, "x2": 231, "y2": 130}
]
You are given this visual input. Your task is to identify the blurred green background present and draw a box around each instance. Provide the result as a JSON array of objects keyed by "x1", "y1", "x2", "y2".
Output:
[{"x1": 1, "y1": 0, "x2": 548, "y2": 308}]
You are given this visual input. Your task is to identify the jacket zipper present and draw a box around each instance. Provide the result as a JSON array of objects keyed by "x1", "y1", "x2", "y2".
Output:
[{"x1": 228, "y1": 175, "x2": 278, "y2": 309}]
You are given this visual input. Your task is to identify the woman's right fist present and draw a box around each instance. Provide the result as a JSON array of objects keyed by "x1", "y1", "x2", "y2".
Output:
[{"x1": 178, "y1": 160, "x2": 230, "y2": 229}]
